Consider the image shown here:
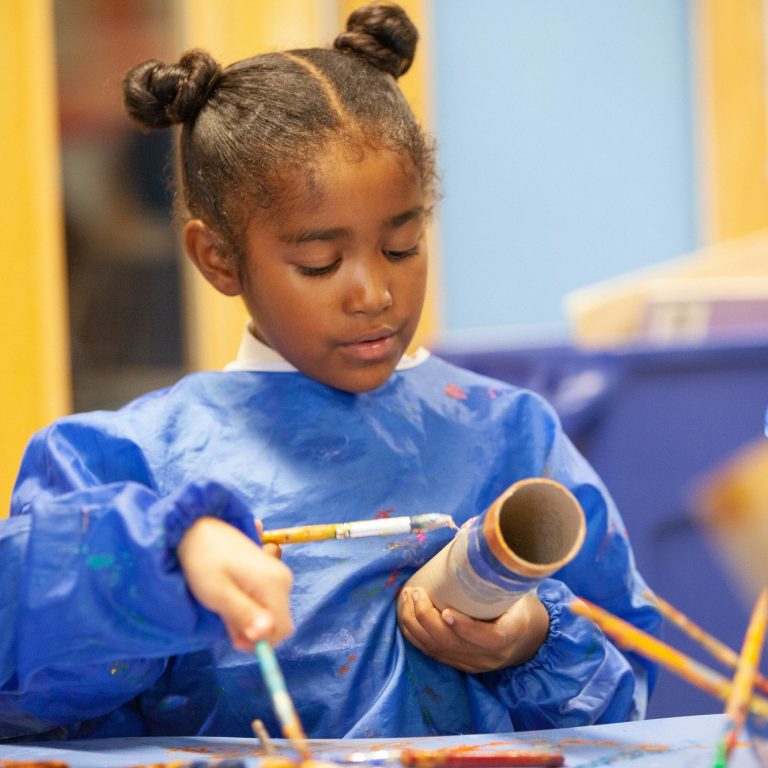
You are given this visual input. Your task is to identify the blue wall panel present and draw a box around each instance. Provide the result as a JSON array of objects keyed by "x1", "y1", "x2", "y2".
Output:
[{"x1": 433, "y1": 0, "x2": 699, "y2": 335}]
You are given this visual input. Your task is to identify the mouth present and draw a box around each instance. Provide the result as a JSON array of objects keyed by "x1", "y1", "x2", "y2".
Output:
[{"x1": 340, "y1": 328, "x2": 398, "y2": 362}]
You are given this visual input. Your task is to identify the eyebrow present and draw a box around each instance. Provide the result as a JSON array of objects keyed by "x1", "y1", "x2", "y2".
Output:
[
  {"x1": 386, "y1": 205, "x2": 426, "y2": 229},
  {"x1": 280, "y1": 227, "x2": 348, "y2": 245},
  {"x1": 279, "y1": 205, "x2": 426, "y2": 246}
]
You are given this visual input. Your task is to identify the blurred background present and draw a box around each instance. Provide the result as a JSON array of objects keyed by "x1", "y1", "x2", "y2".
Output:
[{"x1": 5, "y1": 0, "x2": 768, "y2": 720}]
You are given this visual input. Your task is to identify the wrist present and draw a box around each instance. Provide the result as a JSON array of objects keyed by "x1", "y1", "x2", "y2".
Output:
[
  {"x1": 513, "y1": 592, "x2": 550, "y2": 666},
  {"x1": 162, "y1": 480, "x2": 257, "y2": 569}
]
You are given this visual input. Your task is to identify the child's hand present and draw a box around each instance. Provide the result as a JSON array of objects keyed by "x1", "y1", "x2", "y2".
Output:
[
  {"x1": 178, "y1": 516, "x2": 293, "y2": 651},
  {"x1": 397, "y1": 587, "x2": 549, "y2": 673}
]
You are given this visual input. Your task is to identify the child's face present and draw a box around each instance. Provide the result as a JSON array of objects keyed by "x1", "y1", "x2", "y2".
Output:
[{"x1": 238, "y1": 144, "x2": 428, "y2": 393}]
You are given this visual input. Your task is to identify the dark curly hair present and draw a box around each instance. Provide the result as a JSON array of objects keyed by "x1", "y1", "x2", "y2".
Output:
[{"x1": 122, "y1": 2, "x2": 437, "y2": 265}]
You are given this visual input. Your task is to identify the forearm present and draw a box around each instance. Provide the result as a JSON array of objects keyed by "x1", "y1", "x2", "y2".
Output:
[
  {"x1": 0, "y1": 516, "x2": 162, "y2": 739},
  {"x1": 0, "y1": 480, "x2": 256, "y2": 737}
]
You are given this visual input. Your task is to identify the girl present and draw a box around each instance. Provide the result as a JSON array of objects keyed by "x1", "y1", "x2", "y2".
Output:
[{"x1": 2, "y1": 2, "x2": 660, "y2": 741}]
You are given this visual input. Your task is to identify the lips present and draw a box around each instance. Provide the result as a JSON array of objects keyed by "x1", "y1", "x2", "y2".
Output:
[
  {"x1": 346, "y1": 328, "x2": 395, "y2": 345},
  {"x1": 340, "y1": 328, "x2": 398, "y2": 362}
]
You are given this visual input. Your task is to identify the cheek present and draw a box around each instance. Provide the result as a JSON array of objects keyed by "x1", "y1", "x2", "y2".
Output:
[
  {"x1": 404, "y1": 259, "x2": 429, "y2": 305},
  {"x1": 251, "y1": 271, "x2": 322, "y2": 315},
  {"x1": 265, "y1": 284, "x2": 338, "y2": 338}
]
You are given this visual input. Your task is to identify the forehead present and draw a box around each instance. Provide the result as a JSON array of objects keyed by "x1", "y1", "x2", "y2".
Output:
[{"x1": 261, "y1": 143, "x2": 423, "y2": 231}]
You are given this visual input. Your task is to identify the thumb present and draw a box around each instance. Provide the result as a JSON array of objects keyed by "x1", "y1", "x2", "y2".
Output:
[
  {"x1": 262, "y1": 542, "x2": 283, "y2": 560},
  {"x1": 441, "y1": 609, "x2": 496, "y2": 648}
]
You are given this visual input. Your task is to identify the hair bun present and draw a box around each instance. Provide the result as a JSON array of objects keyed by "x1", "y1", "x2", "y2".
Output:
[
  {"x1": 334, "y1": 2, "x2": 418, "y2": 79},
  {"x1": 123, "y1": 49, "x2": 221, "y2": 129}
]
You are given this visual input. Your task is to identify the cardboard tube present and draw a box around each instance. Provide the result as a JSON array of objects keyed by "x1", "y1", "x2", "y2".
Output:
[{"x1": 404, "y1": 478, "x2": 586, "y2": 620}]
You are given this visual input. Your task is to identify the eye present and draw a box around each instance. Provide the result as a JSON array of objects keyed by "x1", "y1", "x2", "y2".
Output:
[
  {"x1": 384, "y1": 246, "x2": 419, "y2": 261},
  {"x1": 296, "y1": 259, "x2": 341, "y2": 277}
]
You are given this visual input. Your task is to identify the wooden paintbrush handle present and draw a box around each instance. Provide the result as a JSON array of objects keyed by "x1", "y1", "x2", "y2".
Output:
[
  {"x1": 400, "y1": 749, "x2": 564, "y2": 767},
  {"x1": 262, "y1": 524, "x2": 339, "y2": 544}
]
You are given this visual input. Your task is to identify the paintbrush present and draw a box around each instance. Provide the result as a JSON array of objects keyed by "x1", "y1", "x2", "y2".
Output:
[
  {"x1": 262, "y1": 513, "x2": 455, "y2": 545},
  {"x1": 254, "y1": 639, "x2": 311, "y2": 761},
  {"x1": 342, "y1": 748, "x2": 564, "y2": 767},
  {"x1": 252, "y1": 717, "x2": 277, "y2": 756},
  {"x1": 644, "y1": 588, "x2": 768, "y2": 696},
  {"x1": 569, "y1": 598, "x2": 768, "y2": 717},
  {"x1": 400, "y1": 748, "x2": 564, "y2": 767},
  {"x1": 712, "y1": 587, "x2": 768, "y2": 768}
]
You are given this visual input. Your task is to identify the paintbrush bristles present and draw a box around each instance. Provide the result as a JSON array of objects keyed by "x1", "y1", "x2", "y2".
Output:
[{"x1": 409, "y1": 513, "x2": 457, "y2": 532}]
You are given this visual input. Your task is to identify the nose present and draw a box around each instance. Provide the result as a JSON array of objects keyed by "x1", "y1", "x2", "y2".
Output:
[{"x1": 343, "y1": 256, "x2": 393, "y2": 316}]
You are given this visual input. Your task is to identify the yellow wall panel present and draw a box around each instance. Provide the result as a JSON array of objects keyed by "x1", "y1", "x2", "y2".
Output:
[
  {"x1": 699, "y1": 0, "x2": 768, "y2": 240},
  {"x1": 0, "y1": 0, "x2": 70, "y2": 516}
]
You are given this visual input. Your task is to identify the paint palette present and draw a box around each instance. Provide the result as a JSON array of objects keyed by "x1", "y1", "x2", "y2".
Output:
[{"x1": 747, "y1": 713, "x2": 768, "y2": 766}]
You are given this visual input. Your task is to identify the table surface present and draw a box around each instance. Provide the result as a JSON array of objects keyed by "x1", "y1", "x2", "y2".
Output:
[{"x1": 0, "y1": 713, "x2": 766, "y2": 767}]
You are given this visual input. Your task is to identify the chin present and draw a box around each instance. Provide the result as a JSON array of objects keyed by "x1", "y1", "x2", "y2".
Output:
[{"x1": 327, "y1": 363, "x2": 397, "y2": 394}]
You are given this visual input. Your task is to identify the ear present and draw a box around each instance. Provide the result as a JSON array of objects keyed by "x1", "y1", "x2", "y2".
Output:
[{"x1": 183, "y1": 220, "x2": 242, "y2": 297}]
